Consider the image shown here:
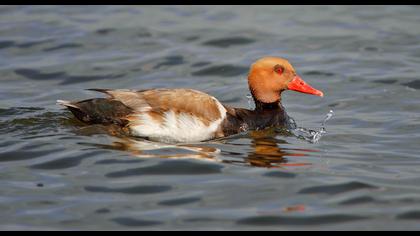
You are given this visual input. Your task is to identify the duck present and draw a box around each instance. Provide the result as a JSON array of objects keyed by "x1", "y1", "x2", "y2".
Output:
[{"x1": 57, "y1": 57, "x2": 323, "y2": 143}]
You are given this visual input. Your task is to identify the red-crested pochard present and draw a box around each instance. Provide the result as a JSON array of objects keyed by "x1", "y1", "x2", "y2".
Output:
[{"x1": 58, "y1": 57, "x2": 323, "y2": 143}]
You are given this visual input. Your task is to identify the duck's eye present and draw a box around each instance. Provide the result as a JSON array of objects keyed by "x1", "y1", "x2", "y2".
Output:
[{"x1": 274, "y1": 65, "x2": 284, "y2": 75}]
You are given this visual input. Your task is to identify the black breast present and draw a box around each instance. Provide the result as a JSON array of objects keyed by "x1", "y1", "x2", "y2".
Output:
[{"x1": 221, "y1": 104, "x2": 289, "y2": 137}]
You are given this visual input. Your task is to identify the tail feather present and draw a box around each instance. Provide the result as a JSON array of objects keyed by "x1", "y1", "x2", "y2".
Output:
[
  {"x1": 86, "y1": 88, "x2": 111, "y2": 93},
  {"x1": 57, "y1": 99, "x2": 92, "y2": 123},
  {"x1": 56, "y1": 100, "x2": 79, "y2": 109}
]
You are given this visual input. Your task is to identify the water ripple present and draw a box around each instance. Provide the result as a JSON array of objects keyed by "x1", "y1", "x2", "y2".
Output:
[
  {"x1": 105, "y1": 160, "x2": 223, "y2": 178},
  {"x1": 111, "y1": 217, "x2": 162, "y2": 227},
  {"x1": 396, "y1": 211, "x2": 420, "y2": 220},
  {"x1": 84, "y1": 185, "x2": 172, "y2": 194},
  {"x1": 0, "y1": 40, "x2": 15, "y2": 49},
  {"x1": 298, "y1": 181, "x2": 377, "y2": 195},
  {"x1": 0, "y1": 149, "x2": 65, "y2": 163},
  {"x1": 43, "y1": 43, "x2": 82, "y2": 52},
  {"x1": 202, "y1": 36, "x2": 255, "y2": 48},
  {"x1": 14, "y1": 68, "x2": 125, "y2": 85},
  {"x1": 158, "y1": 197, "x2": 201, "y2": 206},
  {"x1": 262, "y1": 171, "x2": 297, "y2": 179},
  {"x1": 191, "y1": 65, "x2": 248, "y2": 77},
  {"x1": 29, "y1": 150, "x2": 107, "y2": 170},
  {"x1": 338, "y1": 196, "x2": 376, "y2": 205},
  {"x1": 402, "y1": 80, "x2": 420, "y2": 90},
  {"x1": 236, "y1": 214, "x2": 369, "y2": 226}
]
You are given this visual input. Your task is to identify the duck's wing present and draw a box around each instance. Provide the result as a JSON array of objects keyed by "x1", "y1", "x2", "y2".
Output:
[
  {"x1": 87, "y1": 88, "x2": 226, "y2": 126},
  {"x1": 59, "y1": 88, "x2": 229, "y2": 141},
  {"x1": 84, "y1": 88, "x2": 229, "y2": 142}
]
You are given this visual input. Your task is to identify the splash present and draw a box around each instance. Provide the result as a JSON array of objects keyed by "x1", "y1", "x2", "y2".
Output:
[
  {"x1": 288, "y1": 110, "x2": 334, "y2": 143},
  {"x1": 246, "y1": 94, "x2": 254, "y2": 110}
]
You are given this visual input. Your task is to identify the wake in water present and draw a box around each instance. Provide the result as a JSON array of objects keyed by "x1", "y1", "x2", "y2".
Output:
[{"x1": 286, "y1": 110, "x2": 334, "y2": 143}]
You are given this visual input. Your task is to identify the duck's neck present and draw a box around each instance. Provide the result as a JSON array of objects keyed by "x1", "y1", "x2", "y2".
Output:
[
  {"x1": 254, "y1": 99, "x2": 281, "y2": 111},
  {"x1": 250, "y1": 90, "x2": 282, "y2": 112}
]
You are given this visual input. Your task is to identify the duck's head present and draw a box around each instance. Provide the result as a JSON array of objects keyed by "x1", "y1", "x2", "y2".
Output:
[{"x1": 248, "y1": 57, "x2": 323, "y2": 104}]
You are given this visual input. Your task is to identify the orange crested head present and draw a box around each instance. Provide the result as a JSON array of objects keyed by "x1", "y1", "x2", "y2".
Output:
[{"x1": 248, "y1": 57, "x2": 323, "y2": 103}]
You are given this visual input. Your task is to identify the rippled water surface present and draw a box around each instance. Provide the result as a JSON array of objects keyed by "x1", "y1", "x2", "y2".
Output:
[{"x1": 1, "y1": 6, "x2": 420, "y2": 230}]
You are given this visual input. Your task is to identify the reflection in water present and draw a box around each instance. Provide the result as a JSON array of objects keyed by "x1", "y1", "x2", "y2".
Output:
[
  {"x1": 243, "y1": 132, "x2": 311, "y2": 168},
  {"x1": 74, "y1": 122, "x2": 319, "y2": 168},
  {"x1": 75, "y1": 123, "x2": 221, "y2": 162},
  {"x1": 110, "y1": 138, "x2": 221, "y2": 162},
  {"x1": 237, "y1": 128, "x2": 316, "y2": 168}
]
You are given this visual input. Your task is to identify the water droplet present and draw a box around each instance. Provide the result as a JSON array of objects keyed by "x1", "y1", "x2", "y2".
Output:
[
  {"x1": 322, "y1": 110, "x2": 334, "y2": 127},
  {"x1": 287, "y1": 110, "x2": 334, "y2": 143},
  {"x1": 288, "y1": 117, "x2": 297, "y2": 129},
  {"x1": 246, "y1": 94, "x2": 253, "y2": 109}
]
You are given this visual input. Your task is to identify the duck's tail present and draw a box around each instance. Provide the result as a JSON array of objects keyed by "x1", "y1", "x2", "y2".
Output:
[
  {"x1": 57, "y1": 98, "x2": 132, "y2": 126},
  {"x1": 57, "y1": 99, "x2": 93, "y2": 123}
]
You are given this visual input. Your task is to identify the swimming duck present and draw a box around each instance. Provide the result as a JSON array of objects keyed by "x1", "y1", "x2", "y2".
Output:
[{"x1": 57, "y1": 57, "x2": 323, "y2": 143}]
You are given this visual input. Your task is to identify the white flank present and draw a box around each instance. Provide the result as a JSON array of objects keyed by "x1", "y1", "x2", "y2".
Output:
[{"x1": 130, "y1": 97, "x2": 227, "y2": 143}]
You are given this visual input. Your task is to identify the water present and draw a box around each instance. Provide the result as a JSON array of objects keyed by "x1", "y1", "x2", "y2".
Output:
[
  {"x1": 289, "y1": 110, "x2": 335, "y2": 143},
  {"x1": 1, "y1": 5, "x2": 420, "y2": 230}
]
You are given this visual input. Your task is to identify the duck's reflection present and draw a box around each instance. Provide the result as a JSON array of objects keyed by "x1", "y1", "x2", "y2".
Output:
[
  {"x1": 245, "y1": 134, "x2": 304, "y2": 168},
  {"x1": 222, "y1": 128, "x2": 317, "y2": 168},
  {"x1": 75, "y1": 124, "x2": 318, "y2": 168}
]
